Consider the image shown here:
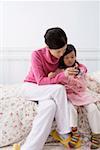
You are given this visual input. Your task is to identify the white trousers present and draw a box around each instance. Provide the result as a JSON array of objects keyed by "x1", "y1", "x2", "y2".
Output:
[
  {"x1": 69, "y1": 102, "x2": 100, "y2": 133},
  {"x1": 18, "y1": 82, "x2": 71, "y2": 150}
]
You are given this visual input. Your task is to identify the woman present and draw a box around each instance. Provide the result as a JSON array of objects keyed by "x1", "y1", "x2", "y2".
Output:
[{"x1": 20, "y1": 27, "x2": 77, "y2": 150}]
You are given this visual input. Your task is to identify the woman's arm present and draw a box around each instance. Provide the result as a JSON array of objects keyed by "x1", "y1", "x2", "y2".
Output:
[{"x1": 31, "y1": 52, "x2": 67, "y2": 85}]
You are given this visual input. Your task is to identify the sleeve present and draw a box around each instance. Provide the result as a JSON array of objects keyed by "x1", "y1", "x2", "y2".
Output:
[
  {"x1": 79, "y1": 64, "x2": 87, "y2": 73},
  {"x1": 31, "y1": 52, "x2": 67, "y2": 85},
  {"x1": 64, "y1": 76, "x2": 86, "y2": 93}
]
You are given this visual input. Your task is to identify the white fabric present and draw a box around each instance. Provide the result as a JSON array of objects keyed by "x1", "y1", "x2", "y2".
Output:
[
  {"x1": 69, "y1": 102, "x2": 78, "y2": 127},
  {"x1": 21, "y1": 100, "x2": 56, "y2": 150},
  {"x1": 85, "y1": 103, "x2": 100, "y2": 133},
  {"x1": 69, "y1": 103, "x2": 100, "y2": 133},
  {"x1": 0, "y1": 71, "x2": 100, "y2": 148},
  {"x1": 0, "y1": 84, "x2": 37, "y2": 147},
  {"x1": 19, "y1": 83, "x2": 71, "y2": 150}
]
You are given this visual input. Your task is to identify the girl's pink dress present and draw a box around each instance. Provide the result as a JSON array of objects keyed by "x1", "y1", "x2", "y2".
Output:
[{"x1": 57, "y1": 64, "x2": 100, "y2": 106}]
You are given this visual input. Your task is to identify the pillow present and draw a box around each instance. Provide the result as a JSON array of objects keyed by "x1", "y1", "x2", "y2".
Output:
[
  {"x1": 92, "y1": 71, "x2": 100, "y2": 83},
  {"x1": 86, "y1": 71, "x2": 100, "y2": 93}
]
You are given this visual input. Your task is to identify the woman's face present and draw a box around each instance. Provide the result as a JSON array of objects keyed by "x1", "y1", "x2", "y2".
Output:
[
  {"x1": 64, "y1": 51, "x2": 76, "y2": 67},
  {"x1": 49, "y1": 44, "x2": 67, "y2": 59}
]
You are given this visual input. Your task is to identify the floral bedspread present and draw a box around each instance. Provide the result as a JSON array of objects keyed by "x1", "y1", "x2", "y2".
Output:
[
  {"x1": 0, "y1": 72, "x2": 100, "y2": 147},
  {"x1": 0, "y1": 84, "x2": 37, "y2": 147}
]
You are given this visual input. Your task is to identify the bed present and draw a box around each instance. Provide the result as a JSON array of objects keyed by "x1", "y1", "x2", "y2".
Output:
[{"x1": 0, "y1": 71, "x2": 100, "y2": 149}]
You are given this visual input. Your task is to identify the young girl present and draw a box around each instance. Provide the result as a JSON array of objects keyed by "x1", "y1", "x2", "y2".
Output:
[{"x1": 49, "y1": 44, "x2": 100, "y2": 149}]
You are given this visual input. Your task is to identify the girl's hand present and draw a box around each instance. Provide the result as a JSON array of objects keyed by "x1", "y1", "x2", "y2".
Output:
[
  {"x1": 48, "y1": 72, "x2": 56, "y2": 78},
  {"x1": 64, "y1": 67, "x2": 79, "y2": 77}
]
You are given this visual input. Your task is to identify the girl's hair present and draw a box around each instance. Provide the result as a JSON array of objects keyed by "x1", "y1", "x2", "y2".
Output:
[
  {"x1": 44, "y1": 27, "x2": 67, "y2": 49},
  {"x1": 59, "y1": 44, "x2": 78, "y2": 69}
]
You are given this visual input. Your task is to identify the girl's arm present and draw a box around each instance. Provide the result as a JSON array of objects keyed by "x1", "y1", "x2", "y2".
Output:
[{"x1": 48, "y1": 68, "x2": 86, "y2": 93}]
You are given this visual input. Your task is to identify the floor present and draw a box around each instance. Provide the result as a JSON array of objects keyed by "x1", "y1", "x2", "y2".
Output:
[
  {"x1": 0, "y1": 145, "x2": 87, "y2": 150},
  {"x1": 0, "y1": 140, "x2": 100, "y2": 150},
  {"x1": 0, "y1": 145, "x2": 66, "y2": 150},
  {"x1": 1, "y1": 144, "x2": 100, "y2": 150}
]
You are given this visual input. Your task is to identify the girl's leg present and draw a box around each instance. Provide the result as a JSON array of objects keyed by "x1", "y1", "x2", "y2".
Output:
[
  {"x1": 85, "y1": 103, "x2": 100, "y2": 149},
  {"x1": 85, "y1": 103, "x2": 100, "y2": 133},
  {"x1": 68, "y1": 102, "x2": 78, "y2": 127},
  {"x1": 68, "y1": 102, "x2": 81, "y2": 148},
  {"x1": 21, "y1": 100, "x2": 56, "y2": 150}
]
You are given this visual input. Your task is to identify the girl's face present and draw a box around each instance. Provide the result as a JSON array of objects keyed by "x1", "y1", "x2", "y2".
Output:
[
  {"x1": 49, "y1": 44, "x2": 67, "y2": 59},
  {"x1": 64, "y1": 51, "x2": 76, "y2": 67}
]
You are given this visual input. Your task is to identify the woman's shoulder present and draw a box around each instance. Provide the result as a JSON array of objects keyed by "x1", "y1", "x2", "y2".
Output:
[
  {"x1": 32, "y1": 47, "x2": 46, "y2": 54},
  {"x1": 31, "y1": 47, "x2": 46, "y2": 59}
]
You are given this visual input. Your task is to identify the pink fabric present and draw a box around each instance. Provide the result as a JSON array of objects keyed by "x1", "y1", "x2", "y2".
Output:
[
  {"x1": 24, "y1": 47, "x2": 67, "y2": 85},
  {"x1": 56, "y1": 64, "x2": 100, "y2": 106}
]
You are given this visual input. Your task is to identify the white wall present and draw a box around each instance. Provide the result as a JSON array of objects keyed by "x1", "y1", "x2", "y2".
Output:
[{"x1": 0, "y1": 1, "x2": 100, "y2": 84}]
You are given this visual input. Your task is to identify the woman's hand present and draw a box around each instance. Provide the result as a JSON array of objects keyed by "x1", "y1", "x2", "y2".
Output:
[
  {"x1": 48, "y1": 72, "x2": 56, "y2": 78},
  {"x1": 64, "y1": 67, "x2": 79, "y2": 77}
]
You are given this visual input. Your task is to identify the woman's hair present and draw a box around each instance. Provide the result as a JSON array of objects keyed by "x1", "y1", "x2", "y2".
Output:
[
  {"x1": 59, "y1": 44, "x2": 77, "y2": 69},
  {"x1": 44, "y1": 27, "x2": 67, "y2": 49}
]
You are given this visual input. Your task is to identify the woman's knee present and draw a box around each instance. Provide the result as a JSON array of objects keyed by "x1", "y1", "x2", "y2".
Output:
[
  {"x1": 38, "y1": 100, "x2": 56, "y2": 117},
  {"x1": 41, "y1": 100, "x2": 56, "y2": 114},
  {"x1": 48, "y1": 100, "x2": 56, "y2": 113},
  {"x1": 55, "y1": 84, "x2": 66, "y2": 92}
]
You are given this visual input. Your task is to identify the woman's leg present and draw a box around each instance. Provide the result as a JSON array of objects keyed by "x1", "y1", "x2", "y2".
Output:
[
  {"x1": 19, "y1": 83, "x2": 71, "y2": 149},
  {"x1": 21, "y1": 100, "x2": 56, "y2": 150},
  {"x1": 20, "y1": 82, "x2": 71, "y2": 134},
  {"x1": 50, "y1": 84, "x2": 71, "y2": 134}
]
